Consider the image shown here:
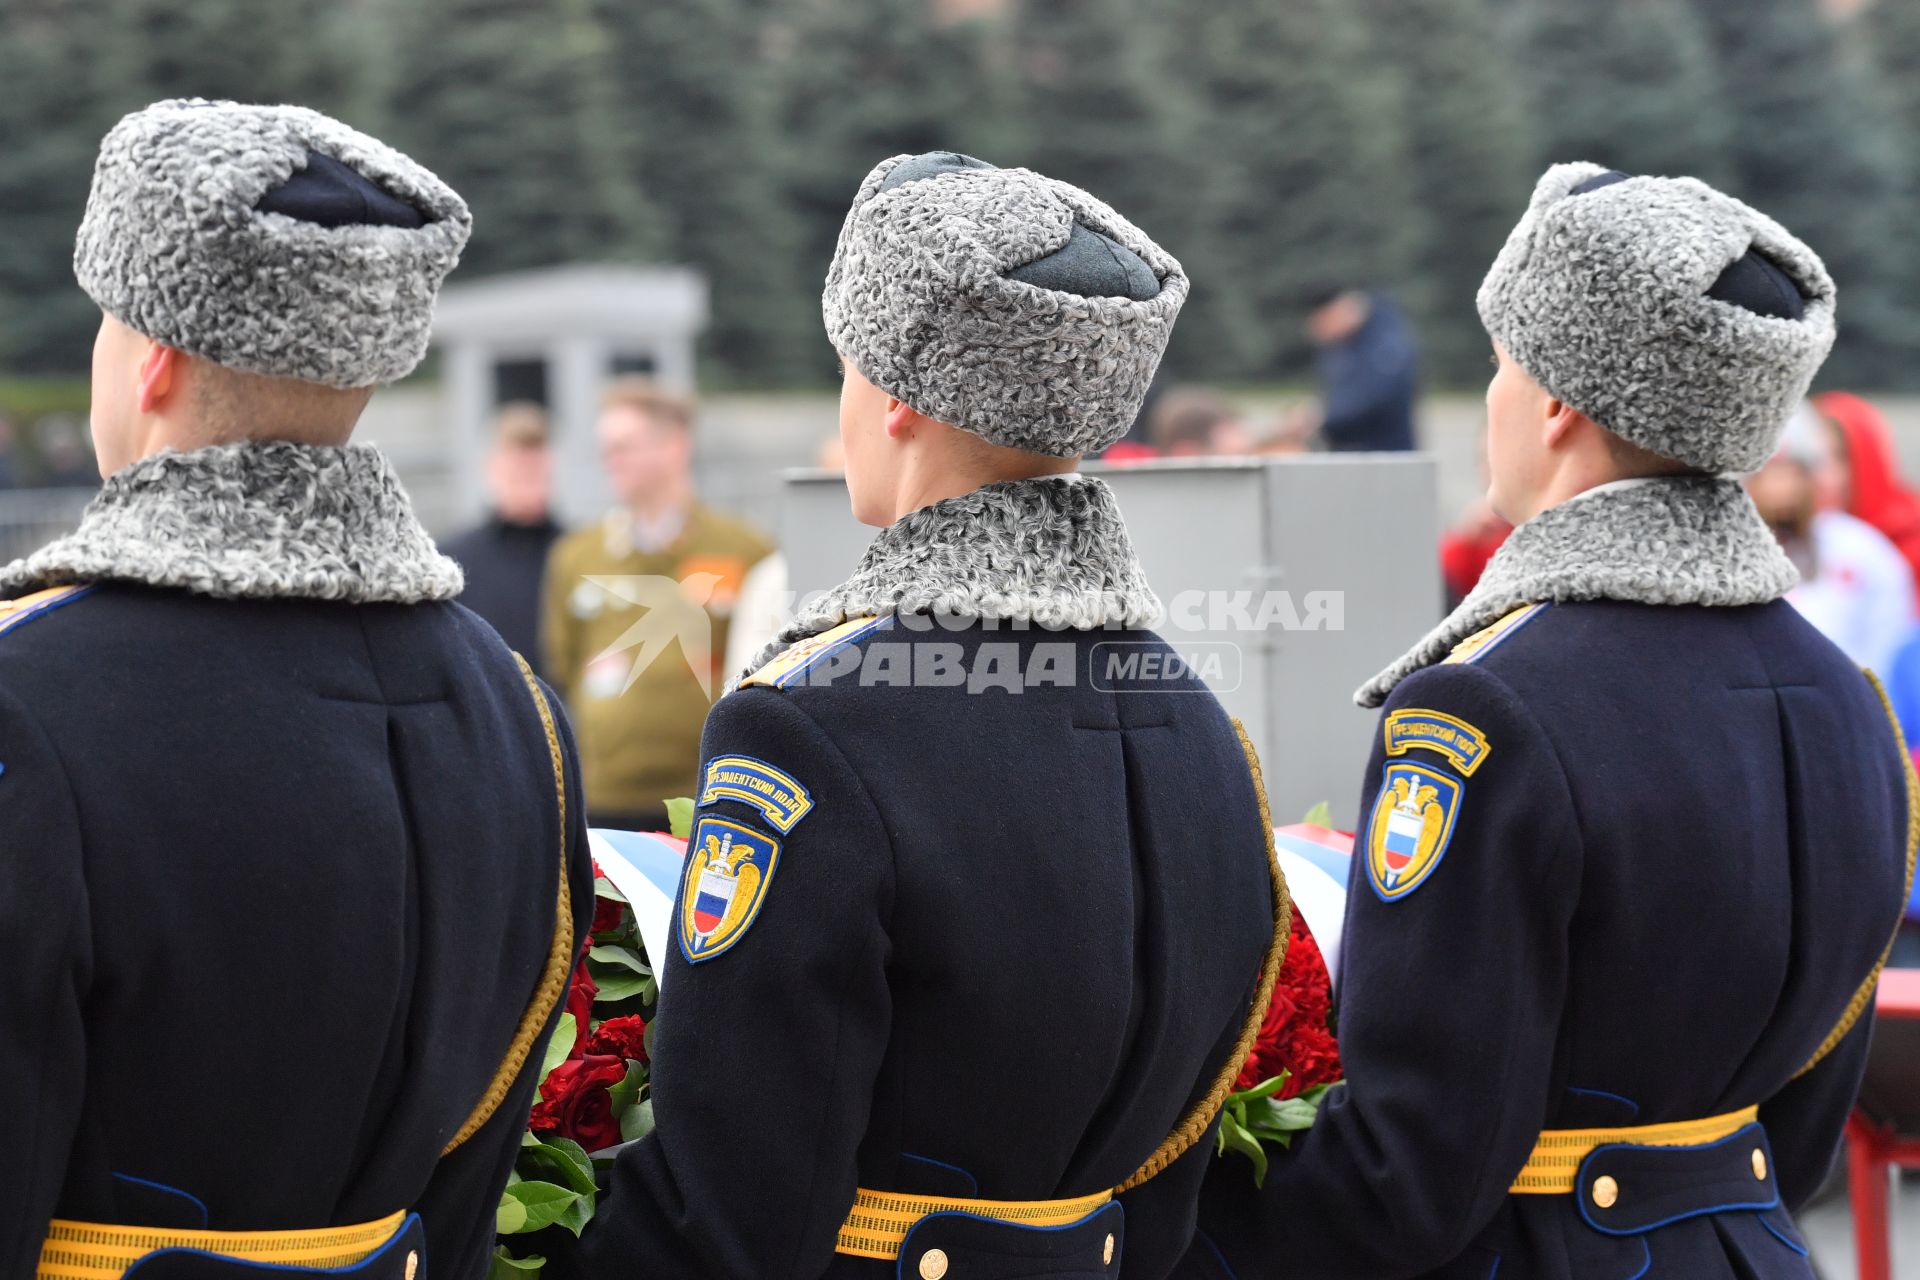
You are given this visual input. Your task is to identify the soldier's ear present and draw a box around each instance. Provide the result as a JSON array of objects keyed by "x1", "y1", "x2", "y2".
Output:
[
  {"x1": 135, "y1": 342, "x2": 180, "y2": 414},
  {"x1": 883, "y1": 396, "x2": 919, "y2": 440},
  {"x1": 1542, "y1": 397, "x2": 1582, "y2": 450}
]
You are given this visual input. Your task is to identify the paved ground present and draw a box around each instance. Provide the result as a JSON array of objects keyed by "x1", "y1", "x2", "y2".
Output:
[{"x1": 1802, "y1": 1172, "x2": 1920, "y2": 1278}]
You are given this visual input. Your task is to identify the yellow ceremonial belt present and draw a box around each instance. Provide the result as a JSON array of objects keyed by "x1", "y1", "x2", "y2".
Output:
[
  {"x1": 837, "y1": 1187, "x2": 1116, "y2": 1261},
  {"x1": 38, "y1": 1210, "x2": 407, "y2": 1280},
  {"x1": 1509, "y1": 1105, "x2": 1761, "y2": 1194}
]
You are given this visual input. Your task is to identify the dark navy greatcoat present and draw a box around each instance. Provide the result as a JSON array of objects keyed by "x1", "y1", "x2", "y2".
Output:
[
  {"x1": 564, "y1": 617, "x2": 1277, "y2": 1280},
  {"x1": 0, "y1": 581, "x2": 594, "y2": 1279},
  {"x1": 1185, "y1": 599, "x2": 1911, "y2": 1280}
]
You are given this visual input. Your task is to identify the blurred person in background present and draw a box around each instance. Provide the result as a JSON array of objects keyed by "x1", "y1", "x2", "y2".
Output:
[
  {"x1": 1294, "y1": 287, "x2": 1419, "y2": 452},
  {"x1": 1439, "y1": 434, "x2": 1512, "y2": 609},
  {"x1": 542, "y1": 378, "x2": 774, "y2": 830},
  {"x1": 1813, "y1": 390, "x2": 1920, "y2": 584},
  {"x1": 1147, "y1": 385, "x2": 1253, "y2": 457},
  {"x1": 1100, "y1": 374, "x2": 1165, "y2": 463},
  {"x1": 440, "y1": 401, "x2": 563, "y2": 676},
  {"x1": 1748, "y1": 403, "x2": 1915, "y2": 676},
  {"x1": 1438, "y1": 495, "x2": 1511, "y2": 612}
]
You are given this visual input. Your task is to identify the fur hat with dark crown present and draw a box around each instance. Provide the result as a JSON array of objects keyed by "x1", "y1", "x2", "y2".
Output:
[
  {"x1": 1478, "y1": 162, "x2": 1836, "y2": 475},
  {"x1": 74, "y1": 98, "x2": 471, "y2": 389},
  {"x1": 824, "y1": 152, "x2": 1188, "y2": 458}
]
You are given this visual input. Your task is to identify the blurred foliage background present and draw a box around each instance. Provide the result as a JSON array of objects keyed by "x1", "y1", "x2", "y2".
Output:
[{"x1": 2, "y1": 0, "x2": 1918, "y2": 391}]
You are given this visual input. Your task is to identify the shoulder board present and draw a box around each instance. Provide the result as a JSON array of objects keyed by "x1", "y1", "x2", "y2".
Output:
[
  {"x1": 0, "y1": 585, "x2": 92, "y2": 640},
  {"x1": 742, "y1": 617, "x2": 885, "y2": 690},
  {"x1": 1443, "y1": 602, "x2": 1548, "y2": 667}
]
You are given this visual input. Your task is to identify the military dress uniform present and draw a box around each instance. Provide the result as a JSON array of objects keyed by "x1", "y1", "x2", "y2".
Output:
[
  {"x1": 1187, "y1": 598, "x2": 1911, "y2": 1279},
  {"x1": 569, "y1": 609, "x2": 1280, "y2": 1280},
  {"x1": 560, "y1": 153, "x2": 1285, "y2": 1279},
  {"x1": 19, "y1": 101, "x2": 596, "y2": 1279},
  {"x1": 1185, "y1": 166, "x2": 1912, "y2": 1279}
]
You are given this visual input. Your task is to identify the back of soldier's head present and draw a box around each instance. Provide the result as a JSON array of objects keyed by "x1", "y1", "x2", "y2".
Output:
[{"x1": 75, "y1": 99, "x2": 471, "y2": 474}]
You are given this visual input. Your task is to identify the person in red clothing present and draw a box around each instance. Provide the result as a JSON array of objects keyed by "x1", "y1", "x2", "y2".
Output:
[
  {"x1": 1815, "y1": 390, "x2": 1920, "y2": 586},
  {"x1": 1437, "y1": 496, "x2": 1511, "y2": 610}
]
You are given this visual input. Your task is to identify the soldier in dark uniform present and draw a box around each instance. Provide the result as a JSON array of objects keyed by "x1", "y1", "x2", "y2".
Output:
[
  {"x1": 10, "y1": 100, "x2": 593, "y2": 1279},
  {"x1": 557, "y1": 153, "x2": 1285, "y2": 1280},
  {"x1": 1184, "y1": 167, "x2": 1914, "y2": 1278}
]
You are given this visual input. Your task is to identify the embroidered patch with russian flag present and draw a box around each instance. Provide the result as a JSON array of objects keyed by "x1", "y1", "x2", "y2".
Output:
[{"x1": 678, "y1": 817, "x2": 782, "y2": 964}]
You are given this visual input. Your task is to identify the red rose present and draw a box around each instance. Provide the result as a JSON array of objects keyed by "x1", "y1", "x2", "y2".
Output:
[
  {"x1": 1274, "y1": 1023, "x2": 1343, "y2": 1098},
  {"x1": 563, "y1": 948, "x2": 597, "y2": 1057},
  {"x1": 584, "y1": 1014, "x2": 649, "y2": 1063},
  {"x1": 592, "y1": 895, "x2": 626, "y2": 936},
  {"x1": 529, "y1": 1054, "x2": 628, "y2": 1151},
  {"x1": 1232, "y1": 911, "x2": 1342, "y2": 1093}
]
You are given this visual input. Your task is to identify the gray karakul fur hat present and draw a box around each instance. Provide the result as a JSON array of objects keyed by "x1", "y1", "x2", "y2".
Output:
[
  {"x1": 1479, "y1": 162, "x2": 1836, "y2": 475},
  {"x1": 74, "y1": 98, "x2": 472, "y2": 388},
  {"x1": 823, "y1": 152, "x2": 1188, "y2": 457}
]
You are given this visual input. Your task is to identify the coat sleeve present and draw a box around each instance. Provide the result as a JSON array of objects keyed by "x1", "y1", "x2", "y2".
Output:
[
  {"x1": 1758, "y1": 1013, "x2": 1871, "y2": 1213},
  {"x1": 1112, "y1": 999, "x2": 1252, "y2": 1280},
  {"x1": 1193, "y1": 663, "x2": 1582, "y2": 1279},
  {"x1": 417, "y1": 676, "x2": 597, "y2": 1277},
  {"x1": 562, "y1": 686, "x2": 895, "y2": 1279},
  {"x1": 0, "y1": 687, "x2": 91, "y2": 1277}
]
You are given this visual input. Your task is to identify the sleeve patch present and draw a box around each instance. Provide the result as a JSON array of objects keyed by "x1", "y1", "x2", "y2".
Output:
[
  {"x1": 1365, "y1": 761, "x2": 1464, "y2": 902},
  {"x1": 1384, "y1": 708, "x2": 1491, "y2": 777},
  {"x1": 678, "y1": 817, "x2": 782, "y2": 964},
  {"x1": 698, "y1": 755, "x2": 814, "y2": 832}
]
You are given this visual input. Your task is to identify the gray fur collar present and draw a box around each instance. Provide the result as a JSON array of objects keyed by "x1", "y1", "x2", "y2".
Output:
[
  {"x1": 1357, "y1": 475, "x2": 1796, "y2": 707},
  {"x1": 0, "y1": 441, "x2": 463, "y2": 604},
  {"x1": 748, "y1": 474, "x2": 1159, "y2": 673}
]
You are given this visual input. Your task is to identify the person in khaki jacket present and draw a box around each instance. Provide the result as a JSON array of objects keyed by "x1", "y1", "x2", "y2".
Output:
[{"x1": 542, "y1": 379, "x2": 774, "y2": 830}]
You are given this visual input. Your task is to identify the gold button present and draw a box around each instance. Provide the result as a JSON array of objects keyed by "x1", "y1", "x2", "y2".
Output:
[
  {"x1": 1753, "y1": 1148, "x2": 1768, "y2": 1181},
  {"x1": 919, "y1": 1248, "x2": 950, "y2": 1280},
  {"x1": 1103, "y1": 1233, "x2": 1116, "y2": 1265},
  {"x1": 404, "y1": 1252, "x2": 419, "y2": 1280},
  {"x1": 1592, "y1": 1175, "x2": 1620, "y2": 1209}
]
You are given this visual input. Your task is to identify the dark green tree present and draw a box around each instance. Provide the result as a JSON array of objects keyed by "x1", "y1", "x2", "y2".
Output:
[
  {"x1": 594, "y1": 0, "x2": 815, "y2": 386},
  {"x1": 382, "y1": 0, "x2": 665, "y2": 279},
  {"x1": 1863, "y1": 0, "x2": 1920, "y2": 151},
  {"x1": 1001, "y1": 0, "x2": 1194, "y2": 260},
  {"x1": 0, "y1": 0, "x2": 374, "y2": 374},
  {"x1": 769, "y1": 0, "x2": 1009, "y2": 351},
  {"x1": 1360, "y1": 0, "x2": 1535, "y2": 386},
  {"x1": 1506, "y1": 0, "x2": 1733, "y2": 185},
  {"x1": 0, "y1": 0, "x2": 129, "y2": 372},
  {"x1": 1859, "y1": 0, "x2": 1920, "y2": 377},
  {"x1": 1150, "y1": 0, "x2": 1418, "y2": 379},
  {"x1": 114, "y1": 0, "x2": 366, "y2": 114},
  {"x1": 1687, "y1": 0, "x2": 1915, "y2": 387}
]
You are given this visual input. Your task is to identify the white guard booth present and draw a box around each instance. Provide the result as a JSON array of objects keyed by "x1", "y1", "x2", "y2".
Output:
[{"x1": 431, "y1": 264, "x2": 709, "y2": 528}]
